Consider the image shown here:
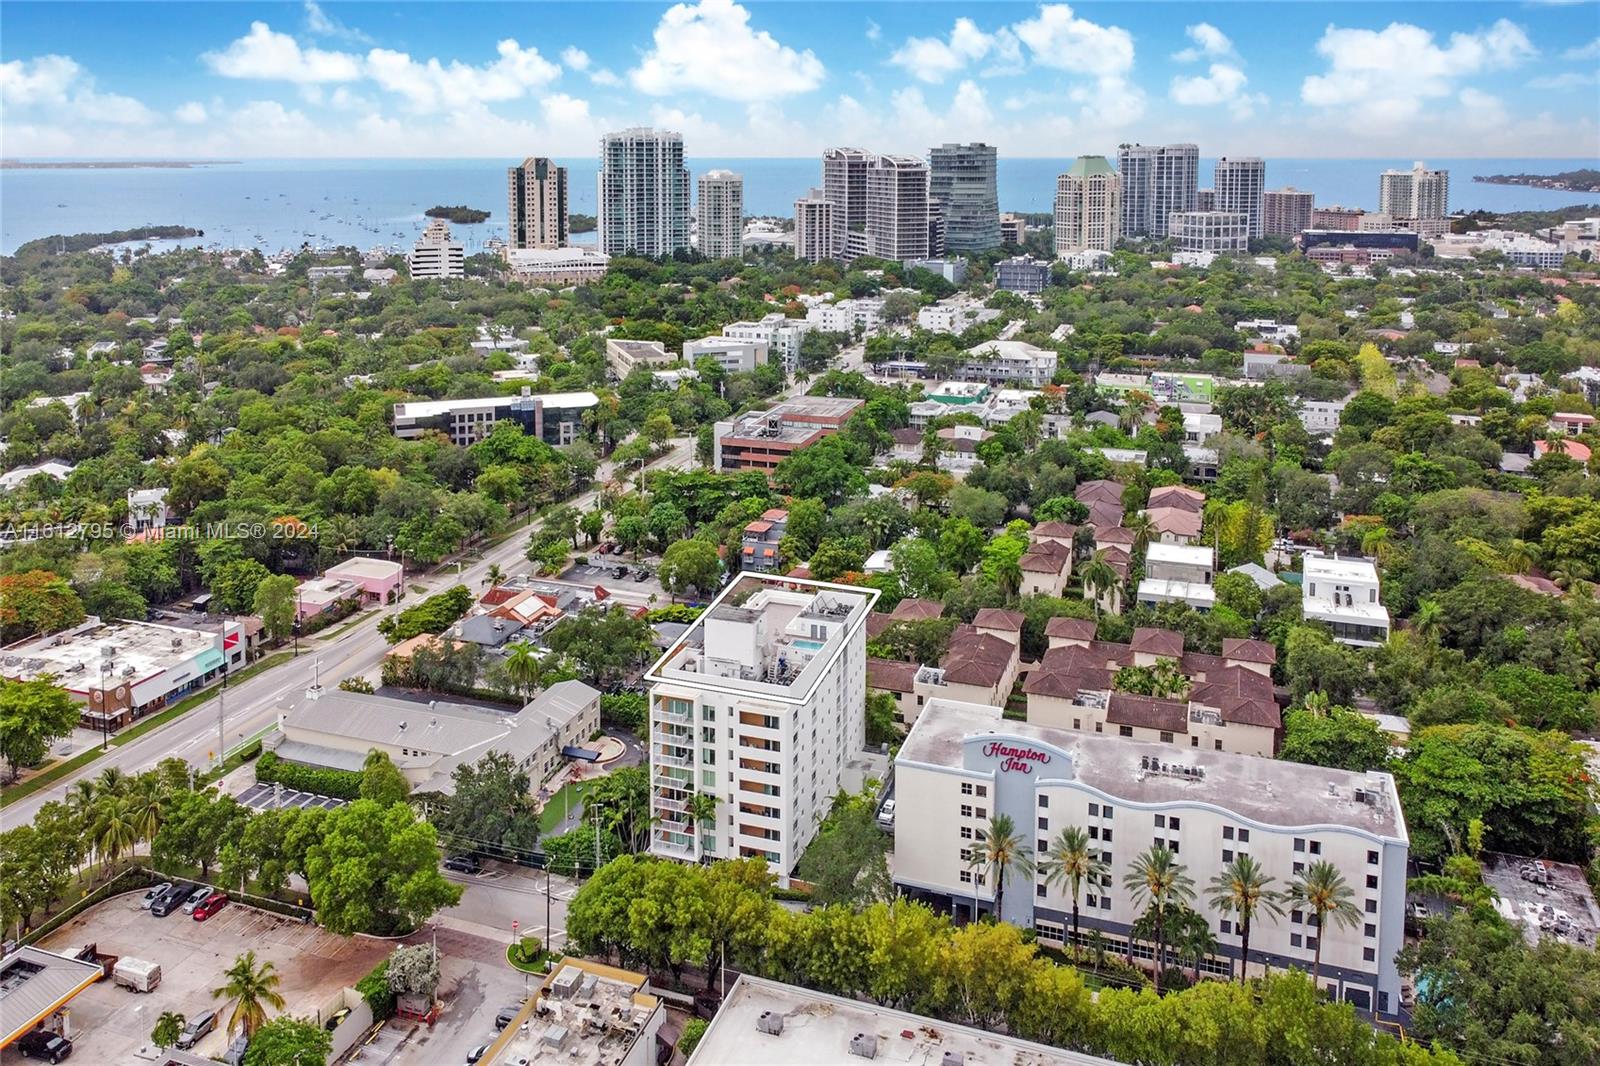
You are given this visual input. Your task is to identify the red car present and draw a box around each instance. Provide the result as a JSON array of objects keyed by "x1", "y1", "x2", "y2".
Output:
[{"x1": 192, "y1": 893, "x2": 229, "y2": 921}]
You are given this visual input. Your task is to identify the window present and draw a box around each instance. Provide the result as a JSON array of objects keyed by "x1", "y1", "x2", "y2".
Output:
[
  {"x1": 1220, "y1": 919, "x2": 1232, "y2": 934},
  {"x1": 1293, "y1": 838, "x2": 1305, "y2": 852},
  {"x1": 1191, "y1": 736, "x2": 1199, "y2": 747},
  {"x1": 701, "y1": 749, "x2": 716, "y2": 765},
  {"x1": 1074, "y1": 719, "x2": 1082, "y2": 730},
  {"x1": 1169, "y1": 817, "x2": 1180, "y2": 831},
  {"x1": 701, "y1": 706, "x2": 715, "y2": 721},
  {"x1": 976, "y1": 875, "x2": 986, "y2": 886},
  {"x1": 1310, "y1": 840, "x2": 1321, "y2": 856},
  {"x1": 1169, "y1": 840, "x2": 1180, "y2": 854},
  {"x1": 1089, "y1": 826, "x2": 1099, "y2": 840},
  {"x1": 1101, "y1": 896, "x2": 1111, "y2": 910},
  {"x1": 1102, "y1": 829, "x2": 1113, "y2": 842},
  {"x1": 1364, "y1": 923, "x2": 1376, "y2": 938},
  {"x1": 1160, "y1": 731, "x2": 1174, "y2": 744},
  {"x1": 1038, "y1": 795, "x2": 1049, "y2": 808},
  {"x1": 1237, "y1": 829, "x2": 1248, "y2": 842},
  {"x1": 1365, "y1": 898, "x2": 1378, "y2": 914},
  {"x1": 1214, "y1": 739, "x2": 1223, "y2": 750},
  {"x1": 960, "y1": 848, "x2": 972, "y2": 862},
  {"x1": 1293, "y1": 861, "x2": 1304, "y2": 875},
  {"x1": 1290, "y1": 933, "x2": 1302, "y2": 948},
  {"x1": 1119, "y1": 725, "x2": 1134, "y2": 738},
  {"x1": 1086, "y1": 894, "x2": 1098, "y2": 908},
  {"x1": 1306, "y1": 936, "x2": 1319, "y2": 952},
  {"x1": 960, "y1": 804, "x2": 973, "y2": 818},
  {"x1": 1038, "y1": 817, "x2": 1049, "y2": 830},
  {"x1": 1088, "y1": 803, "x2": 1099, "y2": 817},
  {"x1": 1104, "y1": 806, "x2": 1114, "y2": 820},
  {"x1": 1036, "y1": 884, "x2": 1047, "y2": 898},
  {"x1": 1291, "y1": 910, "x2": 1303, "y2": 924},
  {"x1": 975, "y1": 807, "x2": 987, "y2": 819},
  {"x1": 976, "y1": 785, "x2": 987, "y2": 797},
  {"x1": 1366, "y1": 875, "x2": 1378, "y2": 890},
  {"x1": 1363, "y1": 947, "x2": 1376, "y2": 963},
  {"x1": 1223, "y1": 826, "x2": 1235, "y2": 840},
  {"x1": 1038, "y1": 839, "x2": 1048, "y2": 853},
  {"x1": 1222, "y1": 849, "x2": 1234, "y2": 863},
  {"x1": 1154, "y1": 814, "x2": 1166, "y2": 828},
  {"x1": 961, "y1": 783, "x2": 973, "y2": 795},
  {"x1": 1367, "y1": 850, "x2": 1379, "y2": 865},
  {"x1": 960, "y1": 870, "x2": 972, "y2": 883}
]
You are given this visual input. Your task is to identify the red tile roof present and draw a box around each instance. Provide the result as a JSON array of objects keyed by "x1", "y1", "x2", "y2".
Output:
[
  {"x1": 1107, "y1": 693, "x2": 1189, "y2": 733},
  {"x1": 1075, "y1": 479, "x2": 1126, "y2": 505},
  {"x1": 1032, "y1": 521, "x2": 1079, "y2": 540},
  {"x1": 973, "y1": 607, "x2": 1025, "y2": 633},
  {"x1": 1147, "y1": 484, "x2": 1206, "y2": 512},
  {"x1": 1045, "y1": 617, "x2": 1097, "y2": 641},
  {"x1": 1221, "y1": 638, "x2": 1278, "y2": 665},
  {"x1": 1130, "y1": 627, "x2": 1185, "y2": 658},
  {"x1": 891, "y1": 598, "x2": 946, "y2": 622},
  {"x1": 867, "y1": 658, "x2": 919, "y2": 693}
]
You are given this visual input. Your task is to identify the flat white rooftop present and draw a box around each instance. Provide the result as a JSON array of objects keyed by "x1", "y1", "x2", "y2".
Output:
[
  {"x1": 1145, "y1": 542, "x2": 1214, "y2": 567},
  {"x1": 1137, "y1": 578, "x2": 1217, "y2": 608},
  {"x1": 1303, "y1": 552, "x2": 1380, "y2": 583},
  {"x1": 393, "y1": 390, "x2": 599, "y2": 419},
  {"x1": 688, "y1": 975, "x2": 1121, "y2": 1066},
  {"x1": 0, "y1": 617, "x2": 218, "y2": 689},
  {"x1": 324, "y1": 556, "x2": 403, "y2": 582}
]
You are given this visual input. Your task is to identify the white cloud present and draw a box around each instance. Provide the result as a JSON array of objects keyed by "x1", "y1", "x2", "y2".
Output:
[
  {"x1": 1170, "y1": 62, "x2": 1264, "y2": 119},
  {"x1": 0, "y1": 54, "x2": 155, "y2": 125},
  {"x1": 1562, "y1": 37, "x2": 1600, "y2": 60},
  {"x1": 1457, "y1": 88, "x2": 1510, "y2": 130},
  {"x1": 1013, "y1": 4, "x2": 1134, "y2": 78},
  {"x1": 204, "y1": 21, "x2": 362, "y2": 83},
  {"x1": 889, "y1": 18, "x2": 1021, "y2": 83},
  {"x1": 560, "y1": 46, "x2": 590, "y2": 71},
  {"x1": 1174, "y1": 23, "x2": 1234, "y2": 62},
  {"x1": 304, "y1": 1, "x2": 371, "y2": 44},
  {"x1": 589, "y1": 68, "x2": 622, "y2": 87},
  {"x1": 1301, "y1": 18, "x2": 1536, "y2": 126},
  {"x1": 365, "y1": 39, "x2": 561, "y2": 112},
  {"x1": 866, "y1": 19, "x2": 881, "y2": 43},
  {"x1": 174, "y1": 101, "x2": 208, "y2": 123},
  {"x1": 630, "y1": 0, "x2": 825, "y2": 101},
  {"x1": 1529, "y1": 70, "x2": 1599, "y2": 90}
]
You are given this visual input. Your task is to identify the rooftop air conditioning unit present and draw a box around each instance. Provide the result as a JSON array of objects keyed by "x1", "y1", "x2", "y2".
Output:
[
  {"x1": 756, "y1": 1012, "x2": 784, "y2": 1036},
  {"x1": 849, "y1": 1033, "x2": 878, "y2": 1059},
  {"x1": 942, "y1": 1053, "x2": 966, "y2": 1066}
]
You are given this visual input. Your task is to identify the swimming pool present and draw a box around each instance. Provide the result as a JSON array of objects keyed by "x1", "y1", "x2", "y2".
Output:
[{"x1": 789, "y1": 638, "x2": 825, "y2": 651}]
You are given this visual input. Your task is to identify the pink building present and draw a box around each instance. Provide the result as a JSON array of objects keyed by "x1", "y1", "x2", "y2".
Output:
[{"x1": 296, "y1": 557, "x2": 404, "y2": 620}]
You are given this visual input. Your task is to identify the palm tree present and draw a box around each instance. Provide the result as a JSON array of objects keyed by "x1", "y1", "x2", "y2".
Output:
[
  {"x1": 92, "y1": 795, "x2": 138, "y2": 879},
  {"x1": 968, "y1": 813, "x2": 1034, "y2": 921},
  {"x1": 212, "y1": 951, "x2": 286, "y2": 1039},
  {"x1": 1502, "y1": 539, "x2": 1539, "y2": 575},
  {"x1": 96, "y1": 766, "x2": 130, "y2": 797},
  {"x1": 1037, "y1": 826, "x2": 1107, "y2": 948},
  {"x1": 1167, "y1": 905, "x2": 1219, "y2": 987},
  {"x1": 1206, "y1": 854, "x2": 1285, "y2": 984},
  {"x1": 1549, "y1": 558, "x2": 1593, "y2": 591},
  {"x1": 1290, "y1": 860, "x2": 1362, "y2": 992},
  {"x1": 125, "y1": 775, "x2": 167, "y2": 849},
  {"x1": 1079, "y1": 550, "x2": 1118, "y2": 615},
  {"x1": 1124, "y1": 513, "x2": 1154, "y2": 560},
  {"x1": 485, "y1": 563, "x2": 505, "y2": 588},
  {"x1": 504, "y1": 642, "x2": 544, "y2": 701},
  {"x1": 687, "y1": 791, "x2": 719, "y2": 857},
  {"x1": 1122, "y1": 845, "x2": 1195, "y2": 993},
  {"x1": 1300, "y1": 691, "x2": 1332, "y2": 718},
  {"x1": 1412, "y1": 599, "x2": 1444, "y2": 642},
  {"x1": 994, "y1": 557, "x2": 1023, "y2": 601}
]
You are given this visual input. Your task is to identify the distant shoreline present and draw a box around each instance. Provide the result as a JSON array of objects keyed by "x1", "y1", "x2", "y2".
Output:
[{"x1": 1, "y1": 160, "x2": 240, "y2": 170}]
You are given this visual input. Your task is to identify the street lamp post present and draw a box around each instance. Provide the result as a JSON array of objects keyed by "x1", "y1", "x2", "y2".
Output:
[{"x1": 99, "y1": 650, "x2": 113, "y2": 751}]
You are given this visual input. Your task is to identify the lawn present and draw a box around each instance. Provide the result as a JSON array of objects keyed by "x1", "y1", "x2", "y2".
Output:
[{"x1": 538, "y1": 779, "x2": 600, "y2": 834}]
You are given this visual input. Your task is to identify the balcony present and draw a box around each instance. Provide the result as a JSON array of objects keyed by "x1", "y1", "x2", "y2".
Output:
[
  {"x1": 654, "y1": 749, "x2": 692, "y2": 769},
  {"x1": 654, "y1": 765, "x2": 692, "y2": 787},
  {"x1": 652, "y1": 834, "x2": 695, "y2": 860},
  {"x1": 655, "y1": 793, "x2": 689, "y2": 814},
  {"x1": 656, "y1": 812, "x2": 691, "y2": 833},
  {"x1": 654, "y1": 700, "x2": 692, "y2": 723}
]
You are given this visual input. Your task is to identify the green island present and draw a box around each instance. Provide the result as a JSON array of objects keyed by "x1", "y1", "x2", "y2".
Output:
[
  {"x1": 569, "y1": 212, "x2": 597, "y2": 233},
  {"x1": 12, "y1": 226, "x2": 202, "y2": 259},
  {"x1": 1474, "y1": 168, "x2": 1600, "y2": 193},
  {"x1": 424, "y1": 204, "x2": 491, "y2": 223}
]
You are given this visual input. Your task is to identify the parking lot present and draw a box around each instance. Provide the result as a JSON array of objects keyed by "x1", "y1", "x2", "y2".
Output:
[
  {"x1": 236, "y1": 781, "x2": 347, "y2": 812},
  {"x1": 9, "y1": 892, "x2": 389, "y2": 1065}
]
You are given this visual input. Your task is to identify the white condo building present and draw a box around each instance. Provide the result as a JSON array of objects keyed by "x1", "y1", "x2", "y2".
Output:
[
  {"x1": 866, "y1": 155, "x2": 930, "y2": 261},
  {"x1": 722, "y1": 314, "x2": 813, "y2": 373},
  {"x1": 1055, "y1": 155, "x2": 1121, "y2": 254},
  {"x1": 793, "y1": 187, "x2": 836, "y2": 263},
  {"x1": 1118, "y1": 143, "x2": 1199, "y2": 238},
  {"x1": 1213, "y1": 157, "x2": 1266, "y2": 240},
  {"x1": 645, "y1": 575, "x2": 878, "y2": 882},
  {"x1": 1169, "y1": 211, "x2": 1250, "y2": 254},
  {"x1": 1379, "y1": 162, "x2": 1449, "y2": 221},
  {"x1": 597, "y1": 128, "x2": 690, "y2": 257},
  {"x1": 408, "y1": 219, "x2": 465, "y2": 279},
  {"x1": 1302, "y1": 553, "x2": 1390, "y2": 646},
  {"x1": 893, "y1": 697, "x2": 1410, "y2": 1015},
  {"x1": 697, "y1": 170, "x2": 744, "y2": 260},
  {"x1": 822, "y1": 147, "x2": 872, "y2": 259},
  {"x1": 682, "y1": 335, "x2": 768, "y2": 374}
]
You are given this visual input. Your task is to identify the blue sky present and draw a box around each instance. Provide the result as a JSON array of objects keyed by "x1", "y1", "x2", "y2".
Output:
[{"x1": 2, "y1": 1, "x2": 1597, "y2": 158}]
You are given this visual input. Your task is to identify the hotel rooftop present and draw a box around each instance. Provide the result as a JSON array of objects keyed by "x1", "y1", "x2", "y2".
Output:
[
  {"x1": 900, "y1": 698, "x2": 1406, "y2": 840},
  {"x1": 644, "y1": 573, "x2": 876, "y2": 705}
]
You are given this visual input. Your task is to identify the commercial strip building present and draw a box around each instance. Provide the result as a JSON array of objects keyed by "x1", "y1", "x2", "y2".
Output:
[
  {"x1": 687, "y1": 974, "x2": 1122, "y2": 1066},
  {"x1": 1, "y1": 616, "x2": 240, "y2": 730},
  {"x1": 644, "y1": 574, "x2": 878, "y2": 880},
  {"x1": 293, "y1": 556, "x2": 404, "y2": 621},
  {"x1": 1054, "y1": 155, "x2": 1121, "y2": 255},
  {"x1": 711, "y1": 396, "x2": 864, "y2": 474},
  {"x1": 928, "y1": 142, "x2": 1000, "y2": 253},
  {"x1": 1302, "y1": 553, "x2": 1391, "y2": 647},
  {"x1": 485, "y1": 958, "x2": 664, "y2": 1066},
  {"x1": 597, "y1": 127, "x2": 690, "y2": 257},
  {"x1": 1264, "y1": 187, "x2": 1315, "y2": 238},
  {"x1": 507, "y1": 156, "x2": 569, "y2": 250},
  {"x1": 269, "y1": 678, "x2": 601, "y2": 794},
  {"x1": 1213, "y1": 157, "x2": 1266, "y2": 239},
  {"x1": 391, "y1": 387, "x2": 599, "y2": 447},
  {"x1": 1169, "y1": 211, "x2": 1250, "y2": 254},
  {"x1": 504, "y1": 246, "x2": 610, "y2": 285},
  {"x1": 696, "y1": 170, "x2": 744, "y2": 260},
  {"x1": 408, "y1": 219, "x2": 465, "y2": 280},
  {"x1": 1118, "y1": 142, "x2": 1199, "y2": 238},
  {"x1": 892, "y1": 697, "x2": 1409, "y2": 1013}
]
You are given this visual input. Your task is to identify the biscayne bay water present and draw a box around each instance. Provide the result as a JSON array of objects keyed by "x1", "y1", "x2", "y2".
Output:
[{"x1": 4, "y1": 156, "x2": 1596, "y2": 257}]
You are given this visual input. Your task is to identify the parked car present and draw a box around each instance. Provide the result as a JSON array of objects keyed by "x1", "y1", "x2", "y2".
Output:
[
  {"x1": 193, "y1": 893, "x2": 229, "y2": 921},
  {"x1": 613, "y1": 566, "x2": 628, "y2": 579},
  {"x1": 324, "y1": 1006, "x2": 352, "y2": 1031},
  {"x1": 16, "y1": 1029, "x2": 73, "y2": 1063},
  {"x1": 182, "y1": 886, "x2": 213, "y2": 915},
  {"x1": 877, "y1": 799, "x2": 896, "y2": 830},
  {"x1": 177, "y1": 1010, "x2": 217, "y2": 1050},
  {"x1": 221, "y1": 1034, "x2": 249, "y2": 1066},
  {"x1": 443, "y1": 854, "x2": 482, "y2": 875},
  {"x1": 141, "y1": 882, "x2": 172, "y2": 910},
  {"x1": 494, "y1": 1004, "x2": 524, "y2": 1030},
  {"x1": 466, "y1": 1045, "x2": 490, "y2": 1065},
  {"x1": 633, "y1": 569, "x2": 649, "y2": 582},
  {"x1": 596, "y1": 543, "x2": 612, "y2": 555},
  {"x1": 150, "y1": 884, "x2": 190, "y2": 917}
]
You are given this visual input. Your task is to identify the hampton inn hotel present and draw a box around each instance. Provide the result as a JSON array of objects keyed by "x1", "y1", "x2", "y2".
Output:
[{"x1": 893, "y1": 698, "x2": 1410, "y2": 1016}]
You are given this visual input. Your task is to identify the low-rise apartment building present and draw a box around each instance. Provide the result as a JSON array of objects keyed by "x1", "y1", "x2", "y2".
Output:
[
  {"x1": 996, "y1": 255, "x2": 1052, "y2": 294},
  {"x1": 739, "y1": 508, "x2": 788, "y2": 572},
  {"x1": 893, "y1": 697, "x2": 1408, "y2": 1014},
  {"x1": 1302, "y1": 553, "x2": 1390, "y2": 647},
  {"x1": 503, "y1": 246, "x2": 610, "y2": 285},
  {"x1": 805, "y1": 297, "x2": 884, "y2": 334},
  {"x1": 711, "y1": 396, "x2": 863, "y2": 475},
  {"x1": 605, "y1": 338, "x2": 673, "y2": 379},
  {"x1": 391, "y1": 387, "x2": 599, "y2": 447},
  {"x1": 1137, "y1": 542, "x2": 1217, "y2": 611},
  {"x1": 721, "y1": 314, "x2": 812, "y2": 373},
  {"x1": 682, "y1": 335, "x2": 768, "y2": 374},
  {"x1": 644, "y1": 575, "x2": 877, "y2": 881}
]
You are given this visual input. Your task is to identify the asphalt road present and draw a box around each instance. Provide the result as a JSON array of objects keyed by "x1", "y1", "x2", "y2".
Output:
[{"x1": 1, "y1": 436, "x2": 697, "y2": 829}]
